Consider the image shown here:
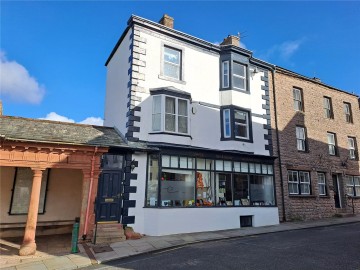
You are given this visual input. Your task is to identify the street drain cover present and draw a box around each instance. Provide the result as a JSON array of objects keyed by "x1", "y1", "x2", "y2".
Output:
[{"x1": 92, "y1": 246, "x2": 114, "y2": 253}]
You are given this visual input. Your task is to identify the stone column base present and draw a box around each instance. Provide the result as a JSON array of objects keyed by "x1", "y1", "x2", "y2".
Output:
[{"x1": 19, "y1": 242, "x2": 37, "y2": 256}]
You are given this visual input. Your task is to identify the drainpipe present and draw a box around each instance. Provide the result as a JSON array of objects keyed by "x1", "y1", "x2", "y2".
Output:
[
  {"x1": 271, "y1": 69, "x2": 286, "y2": 222},
  {"x1": 83, "y1": 146, "x2": 98, "y2": 239}
]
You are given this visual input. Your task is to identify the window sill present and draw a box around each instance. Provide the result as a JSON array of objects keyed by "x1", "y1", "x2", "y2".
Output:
[
  {"x1": 221, "y1": 137, "x2": 253, "y2": 143},
  {"x1": 347, "y1": 196, "x2": 360, "y2": 199},
  {"x1": 149, "y1": 132, "x2": 192, "y2": 138},
  {"x1": 289, "y1": 195, "x2": 316, "y2": 198},
  {"x1": 158, "y1": 74, "x2": 186, "y2": 85},
  {"x1": 319, "y1": 195, "x2": 330, "y2": 198},
  {"x1": 220, "y1": 88, "x2": 250, "y2": 94}
]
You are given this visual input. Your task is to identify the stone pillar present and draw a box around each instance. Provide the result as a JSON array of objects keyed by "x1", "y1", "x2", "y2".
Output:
[{"x1": 19, "y1": 168, "x2": 44, "y2": 256}]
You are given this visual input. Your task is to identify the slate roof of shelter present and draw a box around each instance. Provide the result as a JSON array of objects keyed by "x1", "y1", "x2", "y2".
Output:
[{"x1": 0, "y1": 116, "x2": 135, "y2": 149}]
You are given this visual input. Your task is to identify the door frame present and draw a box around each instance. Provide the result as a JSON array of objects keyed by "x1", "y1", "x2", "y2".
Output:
[{"x1": 332, "y1": 174, "x2": 342, "y2": 208}]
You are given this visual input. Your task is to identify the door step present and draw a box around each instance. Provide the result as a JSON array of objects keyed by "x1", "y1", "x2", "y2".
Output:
[{"x1": 94, "y1": 223, "x2": 126, "y2": 244}]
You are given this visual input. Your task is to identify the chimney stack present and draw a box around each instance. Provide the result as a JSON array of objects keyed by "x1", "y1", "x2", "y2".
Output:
[
  {"x1": 159, "y1": 14, "x2": 174, "y2": 29},
  {"x1": 220, "y1": 35, "x2": 240, "y2": 47}
]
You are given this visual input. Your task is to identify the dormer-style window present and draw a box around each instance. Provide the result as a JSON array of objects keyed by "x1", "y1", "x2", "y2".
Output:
[
  {"x1": 150, "y1": 87, "x2": 190, "y2": 135},
  {"x1": 220, "y1": 53, "x2": 249, "y2": 92}
]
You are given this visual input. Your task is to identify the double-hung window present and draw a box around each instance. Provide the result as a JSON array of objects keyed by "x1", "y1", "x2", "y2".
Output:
[
  {"x1": 323, "y1": 97, "x2": 333, "y2": 119},
  {"x1": 152, "y1": 95, "x2": 189, "y2": 134},
  {"x1": 327, "y1": 132, "x2": 336, "y2": 155},
  {"x1": 288, "y1": 170, "x2": 311, "y2": 195},
  {"x1": 296, "y1": 126, "x2": 306, "y2": 151},
  {"x1": 163, "y1": 46, "x2": 181, "y2": 80},
  {"x1": 348, "y1": 137, "x2": 356, "y2": 160},
  {"x1": 345, "y1": 175, "x2": 360, "y2": 197},
  {"x1": 317, "y1": 172, "x2": 326, "y2": 196},
  {"x1": 293, "y1": 88, "x2": 303, "y2": 111},
  {"x1": 233, "y1": 62, "x2": 247, "y2": 91},
  {"x1": 344, "y1": 102, "x2": 353, "y2": 123},
  {"x1": 222, "y1": 61, "x2": 229, "y2": 88},
  {"x1": 222, "y1": 107, "x2": 251, "y2": 141}
]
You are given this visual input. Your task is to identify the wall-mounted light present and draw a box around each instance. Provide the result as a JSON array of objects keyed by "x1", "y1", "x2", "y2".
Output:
[
  {"x1": 252, "y1": 67, "x2": 259, "y2": 74},
  {"x1": 130, "y1": 159, "x2": 137, "y2": 171}
]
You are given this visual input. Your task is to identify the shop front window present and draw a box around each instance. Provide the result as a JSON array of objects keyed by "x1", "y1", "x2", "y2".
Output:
[
  {"x1": 161, "y1": 169, "x2": 195, "y2": 207},
  {"x1": 146, "y1": 154, "x2": 275, "y2": 208}
]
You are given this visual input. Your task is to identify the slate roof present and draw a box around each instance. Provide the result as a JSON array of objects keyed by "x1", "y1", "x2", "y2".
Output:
[{"x1": 0, "y1": 116, "x2": 131, "y2": 148}]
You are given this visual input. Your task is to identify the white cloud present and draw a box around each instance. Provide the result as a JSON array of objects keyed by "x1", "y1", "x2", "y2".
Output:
[
  {"x1": 260, "y1": 38, "x2": 306, "y2": 61},
  {"x1": 41, "y1": 112, "x2": 75, "y2": 123},
  {"x1": 79, "y1": 117, "x2": 104, "y2": 126},
  {"x1": 0, "y1": 50, "x2": 45, "y2": 104},
  {"x1": 40, "y1": 112, "x2": 103, "y2": 126}
]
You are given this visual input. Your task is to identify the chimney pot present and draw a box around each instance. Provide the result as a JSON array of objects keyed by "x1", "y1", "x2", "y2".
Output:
[
  {"x1": 220, "y1": 35, "x2": 240, "y2": 47},
  {"x1": 159, "y1": 14, "x2": 174, "y2": 29}
]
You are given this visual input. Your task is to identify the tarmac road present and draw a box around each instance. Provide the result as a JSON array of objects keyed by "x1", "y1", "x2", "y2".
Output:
[{"x1": 85, "y1": 222, "x2": 360, "y2": 270}]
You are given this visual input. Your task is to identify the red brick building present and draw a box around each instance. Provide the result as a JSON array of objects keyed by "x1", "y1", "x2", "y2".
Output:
[{"x1": 271, "y1": 67, "x2": 360, "y2": 221}]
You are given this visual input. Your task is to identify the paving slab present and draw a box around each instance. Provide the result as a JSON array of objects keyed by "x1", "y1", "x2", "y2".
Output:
[
  {"x1": 43, "y1": 256, "x2": 76, "y2": 270},
  {"x1": 16, "y1": 261, "x2": 48, "y2": 270}
]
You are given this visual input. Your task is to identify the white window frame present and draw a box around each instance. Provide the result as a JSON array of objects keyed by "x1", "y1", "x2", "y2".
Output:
[
  {"x1": 317, "y1": 172, "x2": 326, "y2": 196},
  {"x1": 223, "y1": 109, "x2": 231, "y2": 138},
  {"x1": 163, "y1": 46, "x2": 181, "y2": 80},
  {"x1": 348, "y1": 137, "x2": 356, "y2": 160},
  {"x1": 346, "y1": 175, "x2": 360, "y2": 197},
  {"x1": 344, "y1": 102, "x2": 352, "y2": 123},
  {"x1": 293, "y1": 88, "x2": 303, "y2": 111},
  {"x1": 296, "y1": 126, "x2": 306, "y2": 151},
  {"x1": 327, "y1": 133, "x2": 336, "y2": 155},
  {"x1": 234, "y1": 110, "x2": 249, "y2": 140},
  {"x1": 151, "y1": 95, "x2": 190, "y2": 135},
  {"x1": 323, "y1": 97, "x2": 332, "y2": 118},
  {"x1": 222, "y1": 61, "x2": 229, "y2": 88},
  {"x1": 232, "y1": 62, "x2": 247, "y2": 91},
  {"x1": 288, "y1": 170, "x2": 311, "y2": 195}
]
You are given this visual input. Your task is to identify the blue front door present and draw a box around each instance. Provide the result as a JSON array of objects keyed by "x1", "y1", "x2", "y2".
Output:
[{"x1": 96, "y1": 170, "x2": 122, "y2": 222}]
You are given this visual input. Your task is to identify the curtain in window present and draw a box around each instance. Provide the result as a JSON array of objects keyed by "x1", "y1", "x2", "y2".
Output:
[
  {"x1": 152, "y1": 96, "x2": 161, "y2": 131},
  {"x1": 165, "y1": 97, "x2": 176, "y2": 131}
]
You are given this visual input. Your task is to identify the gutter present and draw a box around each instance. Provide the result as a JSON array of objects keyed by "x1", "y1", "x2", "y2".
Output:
[{"x1": 271, "y1": 69, "x2": 286, "y2": 222}]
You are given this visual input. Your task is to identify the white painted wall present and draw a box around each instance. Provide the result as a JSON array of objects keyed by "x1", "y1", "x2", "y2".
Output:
[
  {"x1": 126, "y1": 27, "x2": 269, "y2": 156},
  {"x1": 142, "y1": 207, "x2": 279, "y2": 236},
  {"x1": 104, "y1": 28, "x2": 133, "y2": 135}
]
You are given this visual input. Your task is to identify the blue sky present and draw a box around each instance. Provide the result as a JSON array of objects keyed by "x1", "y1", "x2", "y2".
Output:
[{"x1": 1, "y1": 1, "x2": 359, "y2": 125}]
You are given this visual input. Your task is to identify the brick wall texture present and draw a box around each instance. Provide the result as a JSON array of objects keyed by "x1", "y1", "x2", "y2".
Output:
[{"x1": 270, "y1": 69, "x2": 360, "y2": 221}]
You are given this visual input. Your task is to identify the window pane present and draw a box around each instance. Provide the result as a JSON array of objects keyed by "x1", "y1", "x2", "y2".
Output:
[
  {"x1": 216, "y1": 173, "x2": 232, "y2": 206},
  {"x1": 165, "y1": 115, "x2": 175, "y2": 131},
  {"x1": 224, "y1": 109, "x2": 231, "y2": 138},
  {"x1": 152, "y1": 96, "x2": 161, "y2": 113},
  {"x1": 241, "y1": 162, "x2": 248, "y2": 173},
  {"x1": 235, "y1": 111, "x2": 247, "y2": 123},
  {"x1": 161, "y1": 170, "x2": 195, "y2": 207},
  {"x1": 235, "y1": 124, "x2": 247, "y2": 138},
  {"x1": 197, "y1": 158, "x2": 206, "y2": 170},
  {"x1": 250, "y1": 175, "x2": 275, "y2": 206},
  {"x1": 234, "y1": 162, "x2": 241, "y2": 172},
  {"x1": 165, "y1": 97, "x2": 175, "y2": 113},
  {"x1": 164, "y1": 47, "x2": 180, "y2": 64},
  {"x1": 261, "y1": 164, "x2": 268, "y2": 174},
  {"x1": 178, "y1": 99, "x2": 188, "y2": 116},
  {"x1": 170, "y1": 156, "x2": 178, "y2": 168},
  {"x1": 180, "y1": 157, "x2": 187, "y2": 168},
  {"x1": 249, "y1": 163, "x2": 255, "y2": 173},
  {"x1": 327, "y1": 133, "x2": 334, "y2": 144},
  {"x1": 223, "y1": 61, "x2": 229, "y2": 88},
  {"x1": 267, "y1": 165, "x2": 273, "y2": 174},
  {"x1": 255, "y1": 164, "x2": 261, "y2": 174},
  {"x1": 354, "y1": 177, "x2": 360, "y2": 186},
  {"x1": 233, "y1": 62, "x2": 245, "y2": 76},
  {"x1": 152, "y1": 114, "x2": 161, "y2": 131},
  {"x1": 224, "y1": 161, "x2": 232, "y2": 171},
  {"x1": 146, "y1": 155, "x2": 159, "y2": 207},
  {"x1": 164, "y1": 63, "x2": 180, "y2": 79},
  {"x1": 234, "y1": 174, "x2": 249, "y2": 204},
  {"x1": 178, "y1": 116, "x2": 188, "y2": 133},
  {"x1": 216, "y1": 160, "x2": 223, "y2": 171},
  {"x1": 188, "y1": 158, "x2": 194, "y2": 169},
  {"x1": 196, "y1": 171, "x2": 214, "y2": 207},
  {"x1": 162, "y1": 155, "x2": 170, "y2": 167},
  {"x1": 233, "y1": 76, "x2": 245, "y2": 89}
]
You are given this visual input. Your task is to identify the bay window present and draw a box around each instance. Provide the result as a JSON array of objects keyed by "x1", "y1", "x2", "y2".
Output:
[
  {"x1": 151, "y1": 95, "x2": 189, "y2": 135},
  {"x1": 221, "y1": 106, "x2": 251, "y2": 141}
]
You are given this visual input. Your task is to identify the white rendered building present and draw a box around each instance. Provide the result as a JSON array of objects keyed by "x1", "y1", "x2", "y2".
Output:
[{"x1": 103, "y1": 14, "x2": 279, "y2": 236}]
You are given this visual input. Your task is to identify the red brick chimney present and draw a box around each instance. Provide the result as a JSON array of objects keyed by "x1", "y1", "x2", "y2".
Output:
[
  {"x1": 159, "y1": 14, "x2": 174, "y2": 29},
  {"x1": 220, "y1": 35, "x2": 240, "y2": 47}
]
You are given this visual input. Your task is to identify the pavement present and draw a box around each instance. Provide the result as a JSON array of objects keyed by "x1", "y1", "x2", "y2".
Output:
[{"x1": 1, "y1": 215, "x2": 359, "y2": 270}]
